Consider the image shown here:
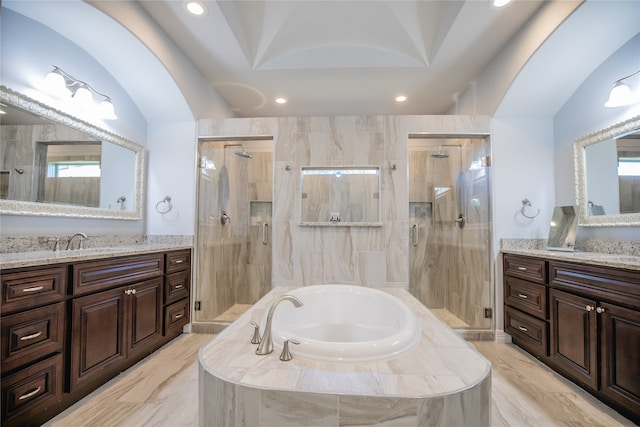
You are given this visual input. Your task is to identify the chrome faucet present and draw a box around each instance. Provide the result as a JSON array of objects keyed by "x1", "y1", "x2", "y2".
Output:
[
  {"x1": 255, "y1": 295, "x2": 303, "y2": 355},
  {"x1": 66, "y1": 232, "x2": 88, "y2": 250}
]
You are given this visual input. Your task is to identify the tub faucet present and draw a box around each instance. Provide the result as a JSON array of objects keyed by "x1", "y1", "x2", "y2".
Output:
[
  {"x1": 255, "y1": 295, "x2": 303, "y2": 355},
  {"x1": 66, "y1": 232, "x2": 88, "y2": 250}
]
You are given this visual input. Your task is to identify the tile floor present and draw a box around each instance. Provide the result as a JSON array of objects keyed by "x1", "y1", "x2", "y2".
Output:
[{"x1": 44, "y1": 333, "x2": 636, "y2": 427}]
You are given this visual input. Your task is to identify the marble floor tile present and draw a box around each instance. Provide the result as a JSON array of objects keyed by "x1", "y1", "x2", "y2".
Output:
[{"x1": 43, "y1": 334, "x2": 636, "y2": 427}]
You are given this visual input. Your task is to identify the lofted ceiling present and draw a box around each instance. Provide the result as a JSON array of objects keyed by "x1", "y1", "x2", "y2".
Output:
[{"x1": 138, "y1": 0, "x2": 545, "y2": 117}]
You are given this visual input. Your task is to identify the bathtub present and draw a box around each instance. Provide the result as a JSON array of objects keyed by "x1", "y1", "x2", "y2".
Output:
[
  {"x1": 264, "y1": 284, "x2": 421, "y2": 362},
  {"x1": 199, "y1": 287, "x2": 491, "y2": 426}
]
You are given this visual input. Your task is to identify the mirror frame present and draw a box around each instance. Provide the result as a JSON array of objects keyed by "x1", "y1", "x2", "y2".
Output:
[
  {"x1": 0, "y1": 86, "x2": 145, "y2": 220},
  {"x1": 574, "y1": 114, "x2": 640, "y2": 227}
]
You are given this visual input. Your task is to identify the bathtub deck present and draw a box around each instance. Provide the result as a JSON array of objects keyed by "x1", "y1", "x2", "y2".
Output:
[{"x1": 199, "y1": 287, "x2": 491, "y2": 426}]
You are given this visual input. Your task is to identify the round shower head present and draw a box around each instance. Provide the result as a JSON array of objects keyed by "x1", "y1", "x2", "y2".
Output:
[
  {"x1": 431, "y1": 146, "x2": 449, "y2": 159},
  {"x1": 235, "y1": 149, "x2": 252, "y2": 159}
]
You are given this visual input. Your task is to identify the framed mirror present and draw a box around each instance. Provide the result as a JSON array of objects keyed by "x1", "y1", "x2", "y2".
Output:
[
  {"x1": 574, "y1": 114, "x2": 640, "y2": 227},
  {"x1": 0, "y1": 86, "x2": 145, "y2": 220},
  {"x1": 300, "y1": 166, "x2": 382, "y2": 226}
]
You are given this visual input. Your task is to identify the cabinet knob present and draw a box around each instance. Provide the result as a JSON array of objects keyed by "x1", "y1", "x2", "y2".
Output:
[
  {"x1": 596, "y1": 307, "x2": 606, "y2": 314},
  {"x1": 585, "y1": 305, "x2": 594, "y2": 311},
  {"x1": 131, "y1": 289, "x2": 136, "y2": 295},
  {"x1": 125, "y1": 289, "x2": 131, "y2": 295}
]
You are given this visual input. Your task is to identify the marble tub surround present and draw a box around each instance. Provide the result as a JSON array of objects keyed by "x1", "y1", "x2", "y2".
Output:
[
  {"x1": 199, "y1": 287, "x2": 491, "y2": 427},
  {"x1": 0, "y1": 236, "x2": 193, "y2": 269}
]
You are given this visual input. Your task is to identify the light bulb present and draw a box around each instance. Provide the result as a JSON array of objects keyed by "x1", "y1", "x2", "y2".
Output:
[
  {"x1": 99, "y1": 98, "x2": 118, "y2": 120},
  {"x1": 72, "y1": 85, "x2": 93, "y2": 110},
  {"x1": 605, "y1": 81, "x2": 633, "y2": 107},
  {"x1": 45, "y1": 68, "x2": 70, "y2": 97}
]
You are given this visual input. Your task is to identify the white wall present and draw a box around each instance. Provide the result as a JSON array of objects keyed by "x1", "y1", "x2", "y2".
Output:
[{"x1": 146, "y1": 122, "x2": 198, "y2": 236}]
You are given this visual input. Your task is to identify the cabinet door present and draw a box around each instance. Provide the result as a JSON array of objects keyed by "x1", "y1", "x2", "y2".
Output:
[
  {"x1": 549, "y1": 288, "x2": 598, "y2": 390},
  {"x1": 70, "y1": 287, "x2": 126, "y2": 391},
  {"x1": 600, "y1": 302, "x2": 640, "y2": 415},
  {"x1": 127, "y1": 278, "x2": 162, "y2": 359}
]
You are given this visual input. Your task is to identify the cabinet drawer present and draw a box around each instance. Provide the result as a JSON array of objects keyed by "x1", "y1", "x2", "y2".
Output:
[
  {"x1": 1, "y1": 353, "x2": 64, "y2": 426},
  {"x1": 166, "y1": 250, "x2": 191, "y2": 274},
  {"x1": 504, "y1": 276, "x2": 547, "y2": 319},
  {"x1": 164, "y1": 270, "x2": 190, "y2": 305},
  {"x1": 505, "y1": 306, "x2": 548, "y2": 357},
  {"x1": 504, "y1": 254, "x2": 547, "y2": 284},
  {"x1": 72, "y1": 253, "x2": 164, "y2": 295},
  {"x1": 549, "y1": 261, "x2": 640, "y2": 309},
  {"x1": 1, "y1": 266, "x2": 66, "y2": 314},
  {"x1": 164, "y1": 299, "x2": 189, "y2": 336},
  {"x1": 1, "y1": 302, "x2": 65, "y2": 374}
]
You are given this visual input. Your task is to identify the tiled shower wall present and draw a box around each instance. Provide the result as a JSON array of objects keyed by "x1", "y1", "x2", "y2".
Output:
[
  {"x1": 195, "y1": 141, "x2": 273, "y2": 321},
  {"x1": 198, "y1": 116, "x2": 491, "y2": 295}
]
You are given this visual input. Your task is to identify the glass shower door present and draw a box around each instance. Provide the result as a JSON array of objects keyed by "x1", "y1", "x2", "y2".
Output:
[{"x1": 408, "y1": 137, "x2": 492, "y2": 330}]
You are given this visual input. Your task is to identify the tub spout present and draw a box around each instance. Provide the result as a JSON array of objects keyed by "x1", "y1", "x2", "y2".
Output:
[{"x1": 256, "y1": 295, "x2": 303, "y2": 355}]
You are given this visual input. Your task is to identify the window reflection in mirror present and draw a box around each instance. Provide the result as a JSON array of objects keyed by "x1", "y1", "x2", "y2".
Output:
[
  {"x1": 585, "y1": 130, "x2": 640, "y2": 216},
  {"x1": 36, "y1": 141, "x2": 101, "y2": 207}
]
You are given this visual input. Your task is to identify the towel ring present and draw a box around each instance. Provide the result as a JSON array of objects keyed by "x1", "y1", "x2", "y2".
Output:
[
  {"x1": 520, "y1": 198, "x2": 540, "y2": 219},
  {"x1": 155, "y1": 196, "x2": 173, "y2": 214}
]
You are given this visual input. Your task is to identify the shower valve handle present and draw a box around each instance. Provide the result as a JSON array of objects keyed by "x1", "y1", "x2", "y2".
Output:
[{"x1": 221, "y1": 212, "x2": 230, "y2": 225}]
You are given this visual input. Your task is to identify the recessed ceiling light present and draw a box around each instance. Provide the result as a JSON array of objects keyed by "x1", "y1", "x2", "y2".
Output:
[
  {"x1": 275, "y1": 97, "x2": 287, "y2": 104},
  {"x1": 186, "y1": 1, "x2": 206, "y2": 16},
  {"x1": 395, "y1": 95, "x2": 407, "y2": 102},
  {"x1": 493, "y1": 0, "x2": 512, "y2": 7}
]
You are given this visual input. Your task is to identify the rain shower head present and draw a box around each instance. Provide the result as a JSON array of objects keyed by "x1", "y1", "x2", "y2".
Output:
[
  {"x1": 224, "y1": 143, "x2": 252, "y2": 159},
  {"x1": 235, "y1": 148, "x2": 252, "y2": 159},
  {"x1": 431, "y1": 146, "x2": 449, "y2": 158}
]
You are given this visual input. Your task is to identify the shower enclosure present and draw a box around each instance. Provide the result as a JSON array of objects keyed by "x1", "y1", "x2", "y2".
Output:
[
  {"x1": 408, "y1": 137, "x2": 492, "y2": 330},
  {"x1": 195, "y1": 138, "x2": 273, "y2": 324}
]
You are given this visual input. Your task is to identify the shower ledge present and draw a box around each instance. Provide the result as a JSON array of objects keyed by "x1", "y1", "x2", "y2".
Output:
[{"x1": 198, "y1": 287, "x2": 491, "y2": 426}]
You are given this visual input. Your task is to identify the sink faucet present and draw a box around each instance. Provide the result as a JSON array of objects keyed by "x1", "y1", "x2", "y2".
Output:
[
  {"x1": 255, "y1": 295, "x2": 303, "y2": 355},
  {"x1": 66, "y1": 232, "x2": 88, "y2": 250}
]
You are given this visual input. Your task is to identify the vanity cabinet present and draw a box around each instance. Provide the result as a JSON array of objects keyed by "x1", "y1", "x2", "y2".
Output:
[
  {"x1": 163, "y1": 249, "x2": 191, "y2": 337},
  {"x1": 1, "y1": 248, "x2": 192, "y2": 427},
  {"x1": 0, "y1": 265, "x2": 67, "y2": 427},
  {"x1": 503, "y1": 253, "x2": 640, "y2": 423},
  {"x1": 69, "y1": 277, "x2": 163, "y2": 392},
  {"x1": 503, "y1": 254, "x2": 549, "y2": 359}
]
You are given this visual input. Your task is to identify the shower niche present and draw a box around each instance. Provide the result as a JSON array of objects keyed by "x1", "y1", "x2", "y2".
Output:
[{"x1": 300, "y1": 166, "x2": 381, "y2": 226}]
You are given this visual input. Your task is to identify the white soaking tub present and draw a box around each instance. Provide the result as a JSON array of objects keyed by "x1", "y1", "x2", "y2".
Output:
[{"x1": 265, "y1": 284, "x2": 421, "y2": 362}]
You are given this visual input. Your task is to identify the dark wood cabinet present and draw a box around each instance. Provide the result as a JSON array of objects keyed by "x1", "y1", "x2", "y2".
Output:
[
  {"x1": 1, "y1": 248, "x2": 192, "y2": 427},
  {"x1": 503, "y1": 254, "x2": 549, "y2": 359},
  {"x1": 600, "y1": 302, "x2": 640, "y2": 414},
  {"x1": 549, "y1": 288, "x2": 597, "y2": 390},
  {"x1": 504, "y1": 253, "x2": 640, "y2": 423}
]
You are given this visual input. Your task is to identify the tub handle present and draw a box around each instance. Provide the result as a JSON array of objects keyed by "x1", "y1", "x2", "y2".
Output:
[
  {"x1": 262, "y1": 223, "x2": 269, "y2": 245},
  {"x1": 411, "y1": 224, "x2": 419, "y2": 247},
  {"x1": 250, "y1": 321, "x2": 262, "y2": 344},
  {"x1": 279, "y1": 339, "x2": 300, "y2": 362}
]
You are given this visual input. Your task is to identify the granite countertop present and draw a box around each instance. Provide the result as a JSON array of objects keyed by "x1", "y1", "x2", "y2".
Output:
[
  {"x1": 501, "y1": 248, "x2": 640, "y2": 271},
  {"x1": 199, "y1": 287, "x2": 491, "y2": 398},
  {"x1": 0, "y1": 243, "x2": 193, "y2": 270}
]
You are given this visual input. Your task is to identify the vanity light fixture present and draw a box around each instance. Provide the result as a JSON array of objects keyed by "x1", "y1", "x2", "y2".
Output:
[
  {"x1": 395, "y1": 95, "x2": 407, "y2": 102},
  {"x1": 605, "y1": 70, "x2": 640, "y2": 108},
  {"x1": 44, "y1": 66, "x2": 117, "y2": 120},
  {"x1": 275, "y1": 97, "x2": 287, "y2": 104}
]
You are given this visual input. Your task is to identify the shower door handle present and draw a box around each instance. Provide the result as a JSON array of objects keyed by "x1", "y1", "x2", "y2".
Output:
[
  {"x1": 262, "y1": 223, "x2": 269, "y2": 245},
  {"x1": 411, "y1": 224, "x2": 419, "y2": 247}
]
